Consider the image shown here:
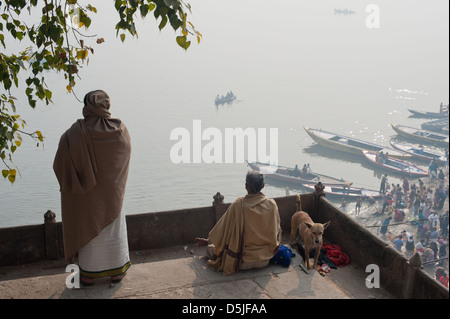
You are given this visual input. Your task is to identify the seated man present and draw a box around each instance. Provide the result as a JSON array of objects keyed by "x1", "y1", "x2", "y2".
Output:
[{"x1": 196, "y1": 171, "x2": 281, "y2": 276}]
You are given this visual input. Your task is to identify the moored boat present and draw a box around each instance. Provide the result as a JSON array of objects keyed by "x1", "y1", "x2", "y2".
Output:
[
  {"x1": 362, "y1": 150, "x2": 429, "y2": 178},
  {"x1": 391, "y1": 124, "x2": 449, "y2": 148},
  {"x1": 389, "y1": 140, "x2": 446, "y2": 165},
  {"x1": 421, "y1": 118, "x2": 449, "y2": 133},
  {"x1": 408, "y1": 108, "x2": 448, "y2": 119},
  {"x1": 304, "y1": 127, "x2": 411, "y2": 159},
  {"x1": 247, "y1": 162, "x2": 349, "y2": 186},
  {"x1": 301, "y1": 183, "x2": 382, "y2": 200}
]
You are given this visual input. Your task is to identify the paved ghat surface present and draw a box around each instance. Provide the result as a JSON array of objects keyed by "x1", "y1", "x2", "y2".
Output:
[{"x1": 0, "y1": 243, "x2": 393, "y2": 300}]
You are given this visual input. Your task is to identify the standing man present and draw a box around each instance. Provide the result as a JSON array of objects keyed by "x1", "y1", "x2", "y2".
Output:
[
  {"x1": 428, "y1": 211, "x2": 439, "y2": 230},
  {"x1": 380, "y1": 174, "x2": 388, "y2": 194},
  {"x1": 380, "y1": 216, "x2": 392, "y2": 236},
  {"x1": 393, "y1": 235, "x2": 404, "y2": 252},
  {"x1": 53, "y1": 90, "x2": 132, "y2": 286}
]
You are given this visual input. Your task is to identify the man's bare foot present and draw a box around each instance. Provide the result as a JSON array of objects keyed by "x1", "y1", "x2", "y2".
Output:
[{"x1": 80, "y1": 275, "x2": 94, "y2": 286}]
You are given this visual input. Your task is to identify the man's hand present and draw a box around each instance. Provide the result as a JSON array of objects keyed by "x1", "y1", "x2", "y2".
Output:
[{"x1": 195, "y1": 237, "x2": 209, "y2": 247}]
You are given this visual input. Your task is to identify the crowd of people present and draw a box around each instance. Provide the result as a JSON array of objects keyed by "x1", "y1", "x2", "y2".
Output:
[{"x1": 376, "y1": 162, "x2": 449, "y2": 288}]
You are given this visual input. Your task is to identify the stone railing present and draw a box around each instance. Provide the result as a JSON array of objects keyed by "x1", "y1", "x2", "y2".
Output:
[{"x1": 0, "y1": 187, "x2": 448, "y2": 299}]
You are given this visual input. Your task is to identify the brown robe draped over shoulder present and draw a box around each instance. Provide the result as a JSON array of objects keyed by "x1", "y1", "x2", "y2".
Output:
[
  {"x1": 208, "y1": 193, "x2": 281, "y2": 276},
  {"x1": 53, "y1": 90, "x2": 131, "y2": 263}
]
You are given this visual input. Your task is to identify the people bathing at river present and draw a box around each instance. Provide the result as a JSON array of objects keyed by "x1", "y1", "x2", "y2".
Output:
[
  {"x1": 435, "y1": 184, "x2": 446, "y2": 211},
  {"x1": 402, "y1": 177, "x2": 409, "y2": 195},
  {"x1": 340, "y1": 198, "x2": 347, "y2": 212},
  {"x1": 413, "y1": 194, "x2": 421, "y2": 216},
  {"x1": 394, "y1": 208, "x2": 405, "y2": 222},
  {"x1": 393, "y1": 235, "x2": 404, "y2": 252},
  {"x1": 438, "y1": 239, "x2": 447, "y2": 266},
  {"x1": 415, "y1": 239, "x2": 426, "y2": 253},
  {"x1": 440, "y1": 211, "x2": 449, "y2": 238},
  {"x1": 429, "y1": 211, "x2": 439, "y2": 229},
  {"x1": 379, "y1": 216, "x2": 392, "y2": 236},
  {"x1": 408, "y1": 185, "x2": 416, "y2": 208},
  {"x1": 355, "y1": 196, "x2": 362, "y2": 215},
  {"x1": 380, "y1": 174, "x2": 388, "y2": 194},
  {"x1": 405, "y1": 235, "x2": 415, "y2": 258},
  {"x1": 377, "y1": 151, "x2": 386, "y2": 164},
  {"x1": 376, "y1": 165, "x2": 448, "y2": 281},
  {"x1": 422, "y1": 247, "x2": 435, "y2": 263},
  {"x1": 435, "y1": 267, "x2": 448, "y2": 288}
]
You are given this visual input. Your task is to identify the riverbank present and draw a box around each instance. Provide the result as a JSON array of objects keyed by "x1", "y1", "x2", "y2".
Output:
[
  {"x1": 338, "y1": 166, "x2": 449, "y2": 285},
  {"x1": 1, "y1": 189, "x2": 448, "y2": 299}
]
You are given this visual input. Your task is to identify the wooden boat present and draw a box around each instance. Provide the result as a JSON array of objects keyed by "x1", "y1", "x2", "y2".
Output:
[
  {"x1": 421, "y1": 118, "x2": 449, "y2": 133},
  {"x1": 362, "y1": 150, "x2": 429, "y2": 178},
  {"x1": 408, "y1": 109, "x2": 448, "y2": 119},
  {"x1": 389, "y1": 140, "x2": 446, "y2": 165},
  {"x1": 215, "y1": 92, "x2": 236, "y2": 105},
  {"x1": 391, "y1": 124, "x2": 449, "y2": 148},
  {"x1": 247, "y1": 162, "x2": 349, "y2": 186},
  {"x1": 304, "y1": 127, "x2": 411, "y2": 159},
  {"x1": 301, "y1": 183, "x2": 382, "y2": 200}
]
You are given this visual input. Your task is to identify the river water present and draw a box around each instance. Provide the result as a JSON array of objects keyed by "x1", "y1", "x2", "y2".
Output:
[{"x1": 1, "y1": 0, "x2": 448, "y2": 227}]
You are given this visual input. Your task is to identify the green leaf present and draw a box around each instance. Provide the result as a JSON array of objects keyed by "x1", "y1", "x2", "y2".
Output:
[
  {"x1": 44, "y1": 89, "x2": 52, "y2": 100},
  {"x1": 169, "y1": 13, "x2": 181, "y2": 30},
  {"x1": 8, "y1": 174, "x2": 15, "y2": 184},
  {"x1": 114, "y1": 0, "x2": 122, "y2": 10},
  {"x1": 140, "y1": 4, "x2": 149, "y2": 17},
  {"x1": 120, "y1": 33, "x2": 126, "y2": 42},
  {"x1": 35, "y1": 130, "x2": 44, "y2": 142},
  {"x1": 1, "y1": 170, "x2": 8, "y2": 178},
  {"x1": 158, "y1": 16, "x2": 168, "y2": 30},
  {"x1": 7, "y1": 169, "x2": 16, "y2": 184},
  {"x1": 176, "y1": 35, "x2": 190, "y2": 50}
]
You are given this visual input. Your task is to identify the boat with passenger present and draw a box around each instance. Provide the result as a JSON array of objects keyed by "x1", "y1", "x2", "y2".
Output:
[
  {"x1": 215, "y1": 91, "x2": 236, "y2": 105},
  {"x1": 301, "y1": 183, "x2": 382, "y2": 200},
  {"x1": 247, "y1": 161, "x2": 348, "y2": 186},
  {"x1": 408, "y1": 103, "x2": 448, "y2": 119}
]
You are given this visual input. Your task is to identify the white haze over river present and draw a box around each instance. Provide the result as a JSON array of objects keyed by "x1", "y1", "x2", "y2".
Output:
[{"x1": 1, "y1": 0, "x2": 448, "y2": 227}]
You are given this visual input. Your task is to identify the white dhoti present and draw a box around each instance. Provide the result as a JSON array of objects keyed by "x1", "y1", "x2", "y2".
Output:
[{"x1": 78, "y1": 212, "x2": 131, "y2": 278}]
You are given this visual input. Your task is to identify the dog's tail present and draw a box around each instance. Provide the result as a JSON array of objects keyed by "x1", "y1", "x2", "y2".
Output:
[{"x1": 296, "y1": 194, "x2": 302, "y2": 211}]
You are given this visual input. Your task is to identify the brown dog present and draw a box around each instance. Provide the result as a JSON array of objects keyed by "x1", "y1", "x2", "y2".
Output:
[{"x1": 290, "y1": 195, "x2": 330, "y2": 270}]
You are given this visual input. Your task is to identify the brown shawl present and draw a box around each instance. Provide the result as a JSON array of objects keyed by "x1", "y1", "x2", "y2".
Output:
[
  {"x1": 53, "y1": 90, "x2": 131, "y2": 263},
  {"x1": 208, "y1": 193, "x2": 281, "y2": 276}
]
